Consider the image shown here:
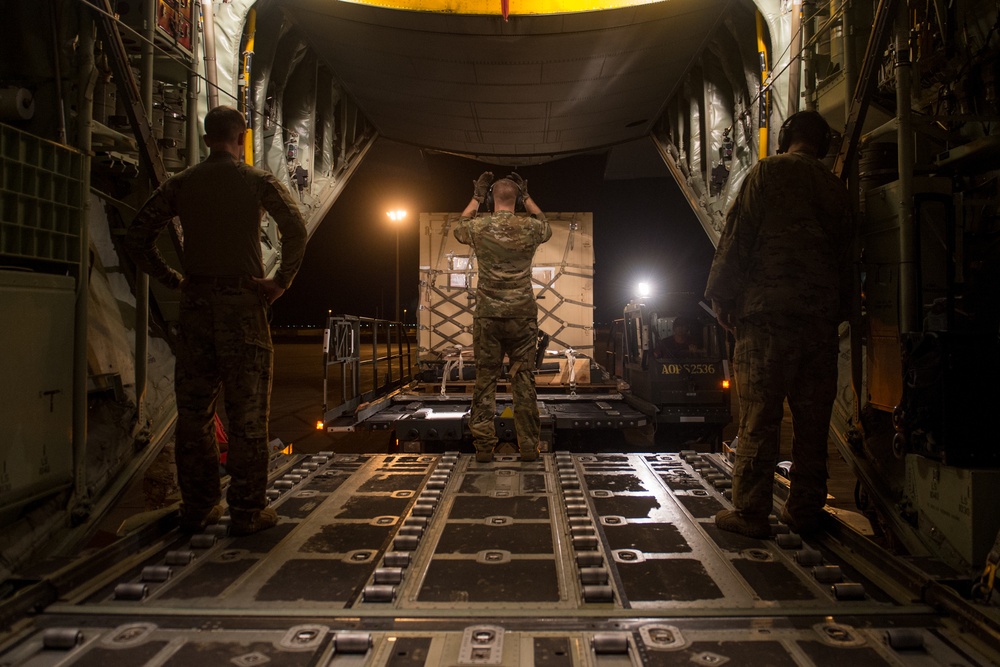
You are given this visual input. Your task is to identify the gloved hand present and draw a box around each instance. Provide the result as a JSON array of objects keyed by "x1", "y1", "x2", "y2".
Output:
[
  {"x1": 473, "y1": 171, "x2": 494, "y2": 203},
  {"x1": 508, "y1": 172, "x2": 528, "y2": 201}
]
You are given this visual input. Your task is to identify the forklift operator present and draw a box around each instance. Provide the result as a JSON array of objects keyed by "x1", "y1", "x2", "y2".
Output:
[{"x1": 655, "y1": 317, "x2": 703, "y2": 358}]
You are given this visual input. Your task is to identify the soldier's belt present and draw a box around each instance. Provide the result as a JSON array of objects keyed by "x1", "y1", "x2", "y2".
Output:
[
  {"x1": 186, "y1": 275, "x2": 258, "y2": 290},
  {"x1": 478, "y1": 278, "x2": 530, "y2": 289}
]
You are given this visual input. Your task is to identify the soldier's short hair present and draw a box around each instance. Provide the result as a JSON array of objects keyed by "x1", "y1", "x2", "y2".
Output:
[
  {"x1": 777, "y1": 110, "x2": 832, "y2": 157},
  {"x1": 492, "y1": 178, "x2": 519, "y2": 205},
  {"x1": 204, "y1": 106, "x2": 246, "y2": 142}
]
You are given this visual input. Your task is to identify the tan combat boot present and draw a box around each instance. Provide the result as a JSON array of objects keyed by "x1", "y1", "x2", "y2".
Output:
[
  {"x1": 780, "y1": 505, "x2": 832, "y2": 536},
  {"x1": 714, "y1": 509, "x2": 770, "y2": 539},
  {"x1": 179, "y1": 503, "x2": 224, "y2": 533},
  {"x1": 231, "y1": 507, "x2": 278, "y2": 536}
]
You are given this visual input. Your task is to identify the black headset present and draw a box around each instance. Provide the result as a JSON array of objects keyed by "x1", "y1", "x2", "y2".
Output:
[
  {"x1": 777, "y1": 111, "x2": 833, "y2": 158},
  {"x1": 485, "y1": 174, "x2": 525, "y2": 211}
]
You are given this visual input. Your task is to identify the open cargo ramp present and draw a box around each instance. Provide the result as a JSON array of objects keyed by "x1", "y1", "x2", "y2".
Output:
[{"x1": 1, "y1": 452, "x2": 997, "y2": 665}]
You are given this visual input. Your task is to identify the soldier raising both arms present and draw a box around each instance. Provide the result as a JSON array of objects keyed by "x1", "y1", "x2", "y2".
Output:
[{"x1": 455, "y1": 172, "x2": 551, "y2": 462}]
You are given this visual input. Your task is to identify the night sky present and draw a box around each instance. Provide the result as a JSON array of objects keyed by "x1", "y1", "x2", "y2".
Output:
[{"x1": 272, "y1": 138, "x2": 717, "y2": 327}]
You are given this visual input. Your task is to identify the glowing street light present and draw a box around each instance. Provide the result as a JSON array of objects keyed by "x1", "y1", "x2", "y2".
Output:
[
  {"x1": 387, "y1": 210, "x2": 407, "y2": 324},
  {"x1": 637, "y1": 282, "x2": 651, "y2": 299}
]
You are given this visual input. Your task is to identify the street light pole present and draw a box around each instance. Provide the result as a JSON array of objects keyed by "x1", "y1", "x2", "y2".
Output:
[
  {"x1": 386, "y1": 210, "x2": 407, "y2": 325},
  {"x1": 395, "y1": 226, "x2": 400, "y2": 324}
]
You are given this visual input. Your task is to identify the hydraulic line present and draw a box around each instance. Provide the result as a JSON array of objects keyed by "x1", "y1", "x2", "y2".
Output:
[
  {"x1": 787, "y1": 0, "x2": 803, "y2": 116},
  {"x1": 895, "y1": 3, "x2": 918, "y2": 334},
  {"x1": 73, "y1": 0, "x2": 95, "y2": 516},
  {"x1": 187, "y1": 2, "x2": 200, "y2": 167},
  {"x1": 200, "y1": 0, "x2": 219, "y2": 108},
  {"x1": 134, "y1": 0, "x2": 156, "y2": 433}
]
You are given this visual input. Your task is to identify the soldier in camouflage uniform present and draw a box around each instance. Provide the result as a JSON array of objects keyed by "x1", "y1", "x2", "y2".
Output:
[
  {"x1": 125, "y1": 106, "x2": 307, "y2": 535},
  {"x1": 455, "y1": 173, "x2": 552, "y2": 462},
  {"x1": 705, "y1": 111, "x2": 855, "y2": 537}
]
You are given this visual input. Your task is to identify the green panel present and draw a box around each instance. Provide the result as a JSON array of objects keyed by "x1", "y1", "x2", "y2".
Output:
[{"x1": 0, "y1": 124, "x2": 83, "y2": 266}]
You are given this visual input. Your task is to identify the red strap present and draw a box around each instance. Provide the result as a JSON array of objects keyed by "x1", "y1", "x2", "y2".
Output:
[{"x1": 214, "y1": 413, "x2": 229, "y2": 444}]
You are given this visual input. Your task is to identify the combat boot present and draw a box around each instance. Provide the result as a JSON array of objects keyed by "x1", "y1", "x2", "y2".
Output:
[
  {"x1": 519, "y1": 448, "x2": 538, "y2": 462},
  {"x1": 231, "y1": 507, "x2": 278, "y2": 536},
  {"x1": 179, "y1": 503, "x2": 224, "y2": 533},
  {"x1": 475, "y1": 449, "x2": 494, "y2": 463},
  {"x1": 714, "y1": 509, "x2": 770, "y2": 538},
  {"x1": 780, "y1": 505, "x2": 831, "y2": 536}
]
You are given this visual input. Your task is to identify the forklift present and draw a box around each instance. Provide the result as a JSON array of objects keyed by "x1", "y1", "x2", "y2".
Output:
[{"x1": 609, "y1": 293, "x2": 732, "y2": 449}]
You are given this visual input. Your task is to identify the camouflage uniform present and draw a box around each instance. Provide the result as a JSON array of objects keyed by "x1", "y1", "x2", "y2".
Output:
[
  {"x1": 125, "y1": 152, "x2": 307, "y2": 522},
  {"x1": 705, "y1": 152, "x2": 854, "y2": 528},
  {"x1": 455, "y1": 210, "x2": 551, "y2": 456}
]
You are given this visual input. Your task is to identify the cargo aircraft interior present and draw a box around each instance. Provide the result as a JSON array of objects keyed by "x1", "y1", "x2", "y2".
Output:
[{"x1": 0, "y1": 0, "x2": 999, "y2": 665}]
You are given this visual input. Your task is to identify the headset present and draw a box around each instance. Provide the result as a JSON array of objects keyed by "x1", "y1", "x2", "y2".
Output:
[
  {"x1": 776, "y1": 111, "x2": 833, "y2": 158},
  {"x1": 485, "y1": 174, "x2": 525, "y2": 211}
]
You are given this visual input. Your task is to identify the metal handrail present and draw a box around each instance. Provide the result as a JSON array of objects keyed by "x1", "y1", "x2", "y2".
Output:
[{"x1": 322, "y1": 315, "x2": 415, "y2": 427}]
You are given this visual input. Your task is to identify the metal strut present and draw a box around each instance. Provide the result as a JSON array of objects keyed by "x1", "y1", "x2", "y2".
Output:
[
  {"x1": 833, "y1": 0, "x2": 901, "y2": 180},
  {"x1": 92, "y1": 0, "x2": 169, "y2": 187},
  {"x1": 90, "y1": 0, "x2": 184, "y2": 270}
]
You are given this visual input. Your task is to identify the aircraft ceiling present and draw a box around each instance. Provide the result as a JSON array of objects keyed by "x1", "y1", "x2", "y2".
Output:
[{"x1": 282, "y1": 0, "x2": 733, "y2": 165}]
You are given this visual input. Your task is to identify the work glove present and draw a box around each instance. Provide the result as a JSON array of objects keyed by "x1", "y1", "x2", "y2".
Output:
[
  {"x1": 508, "y1": 172, "x2": 529, "y2": 201},
  {"x1": 473, "y1": 171, "x2": 494, "y2": 203}
]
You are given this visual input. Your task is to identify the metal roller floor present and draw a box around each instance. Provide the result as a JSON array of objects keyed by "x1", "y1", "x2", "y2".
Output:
[{"x1": 2, "y1": 453, "x2": 997, "y2": 666}]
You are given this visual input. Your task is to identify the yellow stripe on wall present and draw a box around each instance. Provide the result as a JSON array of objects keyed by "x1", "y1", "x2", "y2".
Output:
[{"x1": 339, "y1": 0, "x2": 665, "y2": 15}]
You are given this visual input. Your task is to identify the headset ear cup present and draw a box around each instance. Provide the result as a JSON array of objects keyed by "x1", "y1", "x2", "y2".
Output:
[
  {"x1": 818, "y1": 128, "x2": 832, "y2": 159},
  {"x1": 485, "y1": 184, "x2": 494, "y2": 211},
  {"x1": 777, "y1": 117, "x2": 792, "y2": 154}
]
